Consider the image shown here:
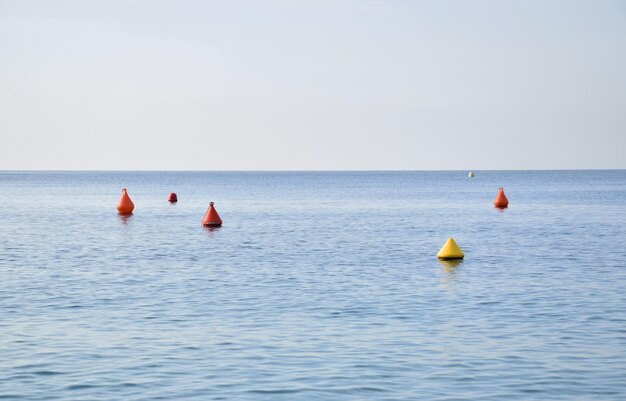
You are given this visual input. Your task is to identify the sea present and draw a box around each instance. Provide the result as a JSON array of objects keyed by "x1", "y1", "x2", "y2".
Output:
[{"x1": 1, "y1": 170, "x2": 625, "y2": 400}]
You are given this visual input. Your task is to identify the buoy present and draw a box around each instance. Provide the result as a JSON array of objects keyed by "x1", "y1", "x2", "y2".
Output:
[
  {"x1": 437, "y1": 238, "x2": 464, "y2": 260},
  {"x1": 202, "y1": 202, "x2": 222, "y2": 227},
  {"x1": 116, "y1": 188, "x2": 135, "y2": 214},
  {"x1": 468, "y1": 171, "x2": 475, "y2": 178},
  {"x1": 168, "y1": 192, "x2": 178, "y2": 203},
  {"x1": 494, "y1": 187, "x2": 509, "y2": 208}
]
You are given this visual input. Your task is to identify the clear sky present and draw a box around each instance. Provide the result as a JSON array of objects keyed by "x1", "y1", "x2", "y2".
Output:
[{"x1": 1, "y1": 0, "x2": 625, "y2": 170}]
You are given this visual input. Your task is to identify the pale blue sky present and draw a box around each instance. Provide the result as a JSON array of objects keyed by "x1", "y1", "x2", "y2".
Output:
[{"x1": 1, "y1": 0, "x2": 625, "y2": 170}]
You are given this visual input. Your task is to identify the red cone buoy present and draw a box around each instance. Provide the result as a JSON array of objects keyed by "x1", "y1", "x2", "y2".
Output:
[
  {"x1": 202, "y1": 202, "x2": 222, "y2": 227},
  {"x1": 494, "y1": 187, "x2": 509, "y2": 208},
  {"x1": 168, "y1": 192, "x2": 178, "y2": 203},
  {"x1": 117, "y1": 188, "x2": 135, "y2": 214}
]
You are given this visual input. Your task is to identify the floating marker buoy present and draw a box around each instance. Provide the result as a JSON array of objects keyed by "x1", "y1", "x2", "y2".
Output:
[
  {"x1": 468, "y1": 171, "x2": 475, "y2": 178},
  {"x1": 202, "y1": 202, "x2": 222, "y2": 227},
  {"x1": 494, "y1": 187, "x2": 509, "y2": 208},
  {"x1": 168, "y1": 192, "x2": 178, "y2": 203},
  {"x1": 437, "y1": 238, "x2": 464, "y2": 260},
  {"x1": 116, "y1": 188, "x2": 135, "y2": 214}
]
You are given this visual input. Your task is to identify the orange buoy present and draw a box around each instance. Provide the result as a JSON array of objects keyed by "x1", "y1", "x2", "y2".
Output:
[
  {"x1": 494, "y1": 187, "x2": 509, "y2": 208},
  {"x1": 168, "y1": 192, "x2": 178, "y2": 203},
  {"x1": 117, "y1": 188, "x2": 135, "y2": 214},
  {"x1": 202, "y1": 202, "x2": 222, "y2": 227}
]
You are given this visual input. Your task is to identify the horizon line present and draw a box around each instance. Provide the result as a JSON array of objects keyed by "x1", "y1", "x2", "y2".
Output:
[{"x1": 1, "y1": 168, "x2": 625, "y2": 173}]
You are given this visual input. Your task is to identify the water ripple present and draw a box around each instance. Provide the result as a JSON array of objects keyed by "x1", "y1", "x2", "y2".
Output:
[{"x1": 1, "y1": 171, "x2": 626, "y2": 400}]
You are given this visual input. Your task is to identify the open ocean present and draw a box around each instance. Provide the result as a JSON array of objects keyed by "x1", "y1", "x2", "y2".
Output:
[{"x1": 1, "y1": 170, "x2": 625, "y2": 401}]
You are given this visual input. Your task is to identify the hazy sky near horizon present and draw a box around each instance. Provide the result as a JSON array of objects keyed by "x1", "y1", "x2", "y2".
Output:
[{"x1": 1, "y1": 0, "x2": 625, "y2": 170}]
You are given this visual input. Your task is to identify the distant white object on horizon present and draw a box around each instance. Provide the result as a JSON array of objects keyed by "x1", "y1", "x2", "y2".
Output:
[{"x1": 468, "y1": 171, "x2": 475, "y2": 178}]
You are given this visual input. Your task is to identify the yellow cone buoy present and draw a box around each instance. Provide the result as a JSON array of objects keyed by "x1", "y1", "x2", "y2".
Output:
[{"x1": 437, "y1": 238, "x2": 464, "y2": 260}]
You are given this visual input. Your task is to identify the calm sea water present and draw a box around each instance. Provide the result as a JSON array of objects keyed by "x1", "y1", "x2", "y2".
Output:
[{"x1": 1, "y1": 171, "x2": 625, "y2": 400}]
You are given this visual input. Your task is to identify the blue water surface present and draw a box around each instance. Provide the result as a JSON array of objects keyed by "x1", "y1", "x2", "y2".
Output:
[{"x1": 1, "y1": 171, "x2": 625, "y2": 400}]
